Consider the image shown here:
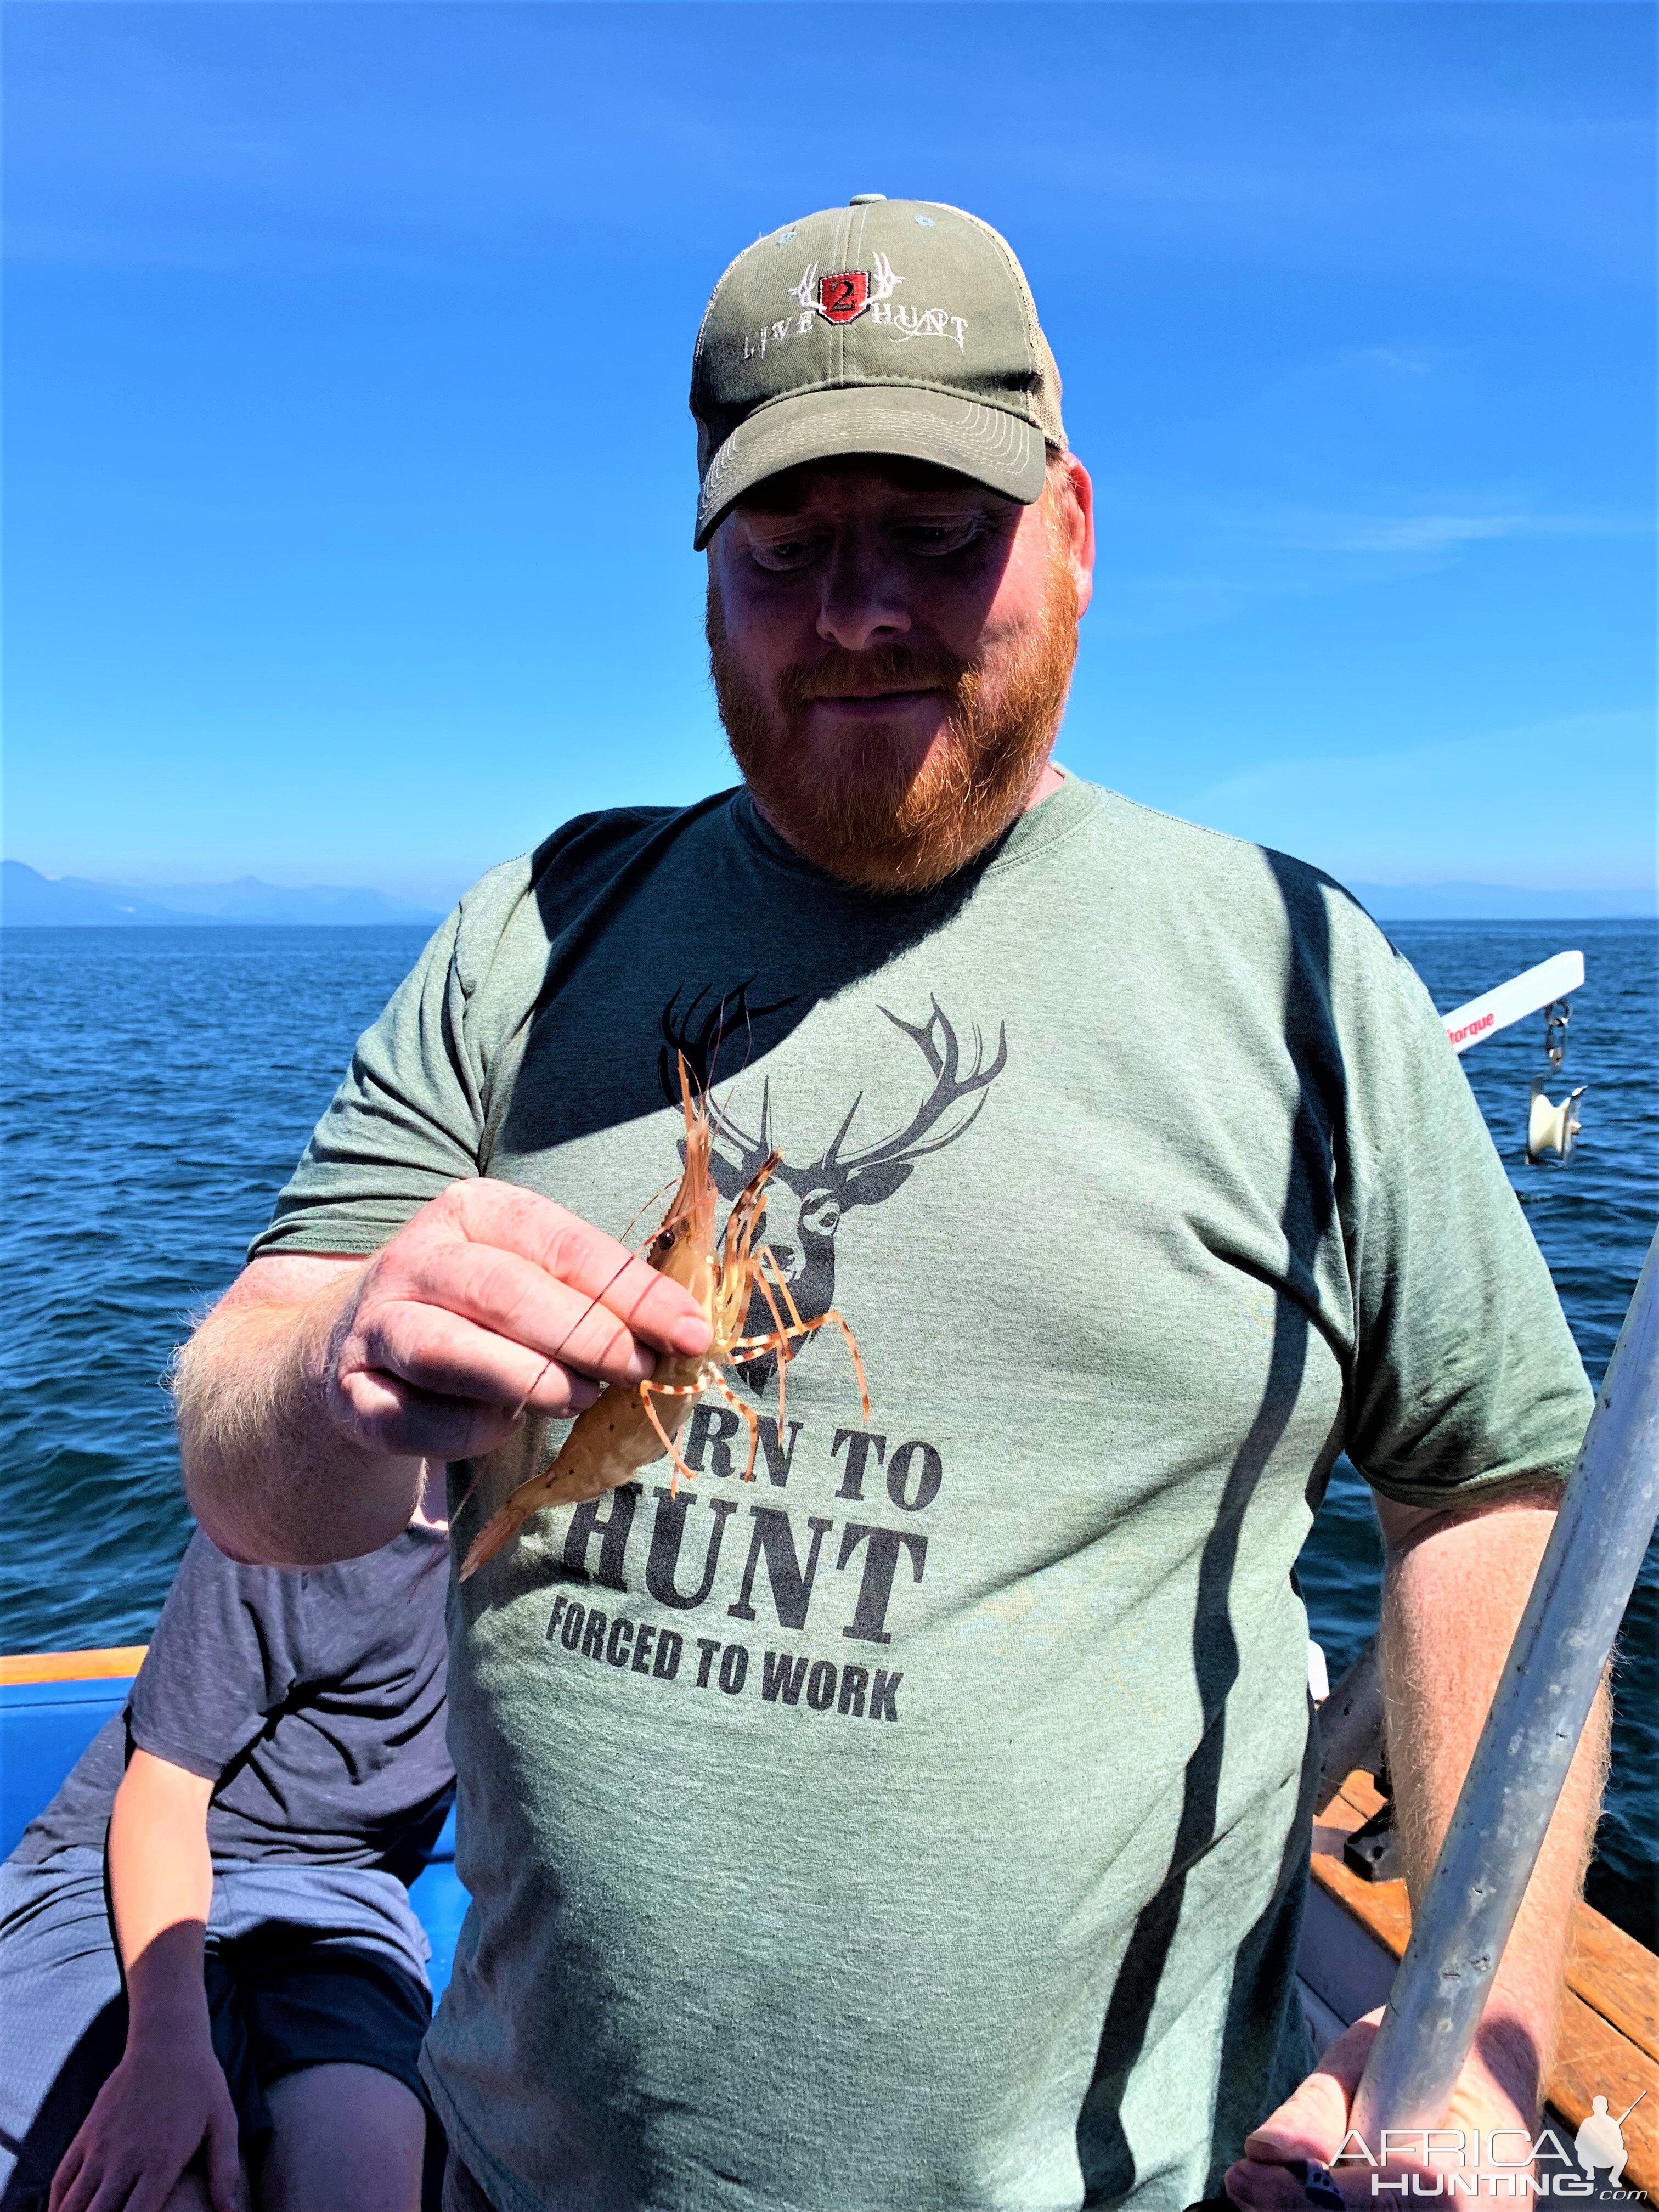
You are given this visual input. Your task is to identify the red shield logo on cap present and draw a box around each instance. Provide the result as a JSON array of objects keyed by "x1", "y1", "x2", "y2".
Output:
[{"x1": 817, "y1": 269, "x2": 869, "y2": 324}]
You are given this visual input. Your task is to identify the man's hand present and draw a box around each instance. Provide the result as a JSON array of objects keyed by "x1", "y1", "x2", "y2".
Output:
[
  {"x1": 176, "y1": 1178, "x2": 715, "y2": 1564},
  {"x1": 49, "y1": 2033, "x2": 243, "y2": 2212},
  {"x1": 314, "y1": 1178, "x2": 714, "y2": 1462},
  {"x1": 1226, "y1": 2011, "x2": 1538, "y2": 2208}
]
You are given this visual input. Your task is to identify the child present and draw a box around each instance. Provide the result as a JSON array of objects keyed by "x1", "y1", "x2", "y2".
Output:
[{"x1": 0, "y1": 1505, "x2": 453, "y2": 2212}]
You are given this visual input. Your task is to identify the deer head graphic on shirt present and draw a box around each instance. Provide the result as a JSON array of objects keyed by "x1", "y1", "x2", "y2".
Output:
[{"x1": 657, "y1": 986, "x2": 1007, "y2": 1394}]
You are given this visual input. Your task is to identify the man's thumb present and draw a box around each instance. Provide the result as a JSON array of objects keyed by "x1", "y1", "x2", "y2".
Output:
[{"x1": 1244, "y1": 2016, "x2": 1378, "y2": 2166}]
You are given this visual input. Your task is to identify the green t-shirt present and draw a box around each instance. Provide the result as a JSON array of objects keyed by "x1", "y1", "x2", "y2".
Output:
[{"x1": 251, "y1": 774, "x2": 1590, "y2": 2212}]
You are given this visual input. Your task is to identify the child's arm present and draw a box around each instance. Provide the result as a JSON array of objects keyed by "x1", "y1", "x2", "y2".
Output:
[{"x1": 50, "y1": 1750, "x2": 244, "y2": 2212}]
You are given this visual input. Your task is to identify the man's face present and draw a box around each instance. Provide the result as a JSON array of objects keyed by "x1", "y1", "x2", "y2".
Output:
[{"x1": 706, "y1": 454, "x2": 1094, "y2": 893}]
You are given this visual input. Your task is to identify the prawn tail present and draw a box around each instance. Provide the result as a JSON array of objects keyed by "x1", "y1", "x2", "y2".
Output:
[{"x1": 457, "y1": 1497, "x2": 534, "y2": 1583}]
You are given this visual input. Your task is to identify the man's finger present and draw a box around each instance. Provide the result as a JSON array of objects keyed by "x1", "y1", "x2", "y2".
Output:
[
  {"x1": 358, "y1": 1298, "x2": 638, "y2": 1412},
  {"x1": 1239, "y1": 2069, "x2": 1350, "y2": 2168},
  {"x1": 126, "y1": 2154, "x2": 195, "y2": 2212},
  {"x1": 1226, "y1": 2157, "x2": 1356, "y2": 2211},
  {"x1": 81, "y1": 2163, "x2": 142, "y2": 2212},
  {"x1": 332, "y1": 1364, "x2": 600, "y2": 1459},
  {"x1": 424, "y1": 1183, "x2": 712, "y2": 1356},
  {"x1": 1226, "y1": 2013, "x2": 1383, "y2": 2208},
  {"x1": 47, "y1": 2136, "x2": 84, "y2": 2212},
  {"x1": 390, "y1": 1246, "x2": 665, "y2": 1384}
]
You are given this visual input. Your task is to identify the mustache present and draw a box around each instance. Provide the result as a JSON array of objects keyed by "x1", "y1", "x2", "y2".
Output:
[{"x1": 775, "y1": 643, "x2": 975, "y2": 710}]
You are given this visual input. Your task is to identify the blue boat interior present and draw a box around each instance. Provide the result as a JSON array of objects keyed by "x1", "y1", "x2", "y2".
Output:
[{"x1": 0, "y1": 1672, "x2": 466, "y2": 1995}]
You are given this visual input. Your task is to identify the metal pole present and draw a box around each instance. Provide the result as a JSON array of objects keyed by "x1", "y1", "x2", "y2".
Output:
[{"x1": 1351, "y1": 1223, "x2": 1659, "y2": 2137}]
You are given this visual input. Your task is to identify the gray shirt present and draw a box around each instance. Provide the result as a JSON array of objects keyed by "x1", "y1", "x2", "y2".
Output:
[{"x1": 251, "y1": 774, "x2": 1590, "y2": 2212}]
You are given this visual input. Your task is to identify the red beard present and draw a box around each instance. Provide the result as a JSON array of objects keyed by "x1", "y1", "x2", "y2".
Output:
[{"x1": 706, "y1": 557, "x2": 1080, "y2": 894}]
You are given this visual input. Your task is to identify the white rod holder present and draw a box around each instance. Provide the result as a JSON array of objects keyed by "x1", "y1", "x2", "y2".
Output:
[{"x1": 1441, "y1": 951, "x2": 1583, "y2": 1055}]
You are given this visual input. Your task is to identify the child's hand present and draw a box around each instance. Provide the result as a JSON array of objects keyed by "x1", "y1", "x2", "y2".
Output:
[{"x1": 49, "y1": 2028, "x2": 243, "y2": 2212}]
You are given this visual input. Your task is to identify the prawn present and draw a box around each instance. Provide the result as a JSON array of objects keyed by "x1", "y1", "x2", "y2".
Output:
[{"x1": 458, "y1": 1056, "x2": 868, "y2": 1582}]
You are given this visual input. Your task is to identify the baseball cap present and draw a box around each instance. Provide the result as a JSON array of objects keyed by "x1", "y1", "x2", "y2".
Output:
[{"x1": 690, "y1": 195, "x2": 1066, "y2": 549}]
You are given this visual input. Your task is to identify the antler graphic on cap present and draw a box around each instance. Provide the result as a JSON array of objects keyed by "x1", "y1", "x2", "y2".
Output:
[
  {"x1": 866, "y1": 252, "x2": 904, "y2": 306},
  {"x1": 786, "y1": 255, "x2": 902, "y2": 319}
]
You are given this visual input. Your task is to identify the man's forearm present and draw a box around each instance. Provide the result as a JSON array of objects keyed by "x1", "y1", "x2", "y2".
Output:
[
  {"x1": 174, "y1": 1274, "x2": 424, "y2": 1567},
  {"x1": 1376, "y1": 1489, "x2": 1610, "y2": 2114}
]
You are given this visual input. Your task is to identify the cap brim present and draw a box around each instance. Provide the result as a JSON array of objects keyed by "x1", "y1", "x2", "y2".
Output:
[{"x1": 694, "y1": 385, "x2": 1047, "y2": 550}]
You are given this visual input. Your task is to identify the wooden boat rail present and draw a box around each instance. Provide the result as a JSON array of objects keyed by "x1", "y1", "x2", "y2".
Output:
[{"x1": 0, "y1": 1647, "x2": 150, "y2": 1685}]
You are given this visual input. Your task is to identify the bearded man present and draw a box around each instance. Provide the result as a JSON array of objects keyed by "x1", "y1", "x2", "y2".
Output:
[{"x1": 174, "y1": 199, "x2": 1602, "y2": 2212}]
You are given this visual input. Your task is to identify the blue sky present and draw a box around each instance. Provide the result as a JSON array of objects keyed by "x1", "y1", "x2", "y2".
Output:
[{"x1": 5, "y1": 2, "x2": 1654, "y2": 905}]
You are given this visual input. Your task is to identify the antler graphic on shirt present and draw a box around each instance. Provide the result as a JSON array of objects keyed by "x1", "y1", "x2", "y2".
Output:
[
  {"x1": 656, "y1": 981, "x2": 797, "y2": 1123},
  {"x1": 654, "y1": 991, "x2": 1008, "y2": 1391},
  {"x1": 704, "y1": 998, "x2": 1007, "y2": 1213}
]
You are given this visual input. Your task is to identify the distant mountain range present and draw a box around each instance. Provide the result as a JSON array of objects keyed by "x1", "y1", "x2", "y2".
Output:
[
  {"x1": 1, "y1": 862, "x2": 444, "y2": 928},
  {"x1": 1346, "y1": 881, "x2": 1654, "y2": 921},
  {"x1": 2, "y1": 859, "x2": 1650, "y2": 929}
]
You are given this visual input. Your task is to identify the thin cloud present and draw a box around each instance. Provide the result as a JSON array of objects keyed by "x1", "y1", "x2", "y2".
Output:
[
  {"x1": 1186, "y1": 709, "x2": 1656, "y2": 890},
  {"x1": 1333, "y1": 345, "x2": 1442, "y2": 381},
  {"x1": 1085, "y1": 500, "x2": 1650, "y2": 640},
  {"x1": 1238, "y1": 509, "x2": 1651, "y2": 555}
]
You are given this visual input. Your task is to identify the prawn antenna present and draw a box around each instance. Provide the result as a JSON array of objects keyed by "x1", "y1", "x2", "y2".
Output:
[
  {"x1": 616, "y1": 1175, "x2": 680, "y2": 1249},
  {"x1": 506, "y1": 1246, "x2": 642, "y2": 1429},
  {"x1": 408, "y1": 1474, "x2": 454, "y2": 1598},
  {"x1": 715, "y1": 979, "x2": 789, "y2": 1125}
]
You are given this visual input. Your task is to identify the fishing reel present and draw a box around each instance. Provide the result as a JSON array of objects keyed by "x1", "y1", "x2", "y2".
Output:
[{"x1": 1526, "y1": 998, "x2": 1585, "y2": 1166}]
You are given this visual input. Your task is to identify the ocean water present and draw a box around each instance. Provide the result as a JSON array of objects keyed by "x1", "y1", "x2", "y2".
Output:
[
  {"x1": 2, "y1": 917, "x2": 1654, "y2": 1942},
  {"x1": 1297, "y1": 918, "x2": 1658, "y2": 1946}
]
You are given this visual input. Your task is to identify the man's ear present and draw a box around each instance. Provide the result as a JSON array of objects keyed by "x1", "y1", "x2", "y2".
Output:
[{"x1": 1055, "y1": 455, "x2": 1094, "y2": 619}]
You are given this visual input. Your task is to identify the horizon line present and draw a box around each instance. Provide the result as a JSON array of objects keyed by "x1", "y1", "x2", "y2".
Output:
[{"x1": 4, "y1": 859, "x2": 1655, "y2": 899}]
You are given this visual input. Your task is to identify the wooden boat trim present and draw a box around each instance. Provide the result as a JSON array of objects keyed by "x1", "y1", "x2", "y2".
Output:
[
  {"x1": 0, "y1": 1647, "x2": 148, "y2": 1686},
  {"x1": 1314, "y1": 1769, "x2": 1657, "y2": 2197}
]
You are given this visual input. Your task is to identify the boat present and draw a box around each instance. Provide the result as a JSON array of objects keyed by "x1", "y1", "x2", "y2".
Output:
[
  {"x1": 4, "y1": 952, "x2": 1652, "y2": 2194},
  {"x1": 3, "y1": 1643, "x2": 1652, "y2": 2195}
]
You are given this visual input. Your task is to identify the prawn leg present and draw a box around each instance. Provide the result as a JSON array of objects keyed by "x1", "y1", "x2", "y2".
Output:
[
  {"x1": 639, "y1": 1375, "x2": 712, "y2": 1496},
  {"x1": 728, "y1": 1304, "x2": 871, "y2": 1425},
  {"x1": 708, "y1": 1370, "x2": 761, "y2": 1481},
  {"x1": 754, "y1": 1247, "x2": 810, "y2": 1334},
  {"x1": 745, "y1": 1253, "x2": 794, "y2": 1431}
]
